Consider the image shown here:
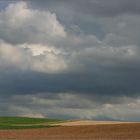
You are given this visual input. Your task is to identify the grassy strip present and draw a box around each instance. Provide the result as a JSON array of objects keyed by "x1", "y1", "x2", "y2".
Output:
[
  {"x1": 0, "y1": 124, "x2": 55, "y2": 129},
  {"x1": 0, "y1": 117, "x2": 66, "y2": 129},
  {"x1": 0, "y1": 117, "x2": 63, "y2": 125}
]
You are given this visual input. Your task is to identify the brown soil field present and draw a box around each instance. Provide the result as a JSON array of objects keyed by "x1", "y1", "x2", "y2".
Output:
[{"x1": 0, "y1": 123, "x2": 140, "y2": 140}]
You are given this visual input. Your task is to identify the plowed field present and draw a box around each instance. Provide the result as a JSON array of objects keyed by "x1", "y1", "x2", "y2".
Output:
[{"x1": 0, "y1": 123, "x2": 140, "y2": 139}]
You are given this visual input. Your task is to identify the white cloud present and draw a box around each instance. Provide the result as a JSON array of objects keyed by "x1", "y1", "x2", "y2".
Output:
[
  {"x1": 0, "y1": 2, "x2": 68, "y2": 73},
  {"x1": 10, "y1": 105, "x2": 45, "y2": 118},
  {"x1": 0, "y1": 41, "x2": 67, "y2": 73},
  {"x1": 22, "y1": 113, "x2": 45, "y2": 118},
  {"x1": 0, "y1": 1, "x2": 66, "y2": 44}
]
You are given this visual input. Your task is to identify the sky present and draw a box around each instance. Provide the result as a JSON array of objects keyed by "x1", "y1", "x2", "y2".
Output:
[{"x1": 0, "y1": 0, "x2": 140, "y2": 121}]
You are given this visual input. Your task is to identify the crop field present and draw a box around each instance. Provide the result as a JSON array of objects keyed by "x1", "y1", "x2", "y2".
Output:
[
  {"x1": 0, "y1": 123, "x2": 140, "y2": 139},
  {"x1": 0, "y1": 117, "x2": 64, "y2": 129},
  {"x1": 0, "y1": 117, "x2": 140, "y2": 139}
]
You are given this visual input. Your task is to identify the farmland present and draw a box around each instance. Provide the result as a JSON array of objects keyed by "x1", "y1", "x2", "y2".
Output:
[
  {"x1": 0, "y1": 117, "x2": 64, "y2": 129},
  {"x1": 0, "y1": 117, "x2": 140, "y2": 139},
  {"x1": 0, "y1": 123, "x2": 140, "y2": 139}
]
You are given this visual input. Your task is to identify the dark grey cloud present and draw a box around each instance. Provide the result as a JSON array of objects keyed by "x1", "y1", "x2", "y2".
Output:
[
  {"x1": 78, "y1": 0, "x2": 140, "y2": 17},
  {"x1": 30, "y1": 0, "x2": 140, "y2": 17},
  {"x1": 1, "y1": 93, "x2": 140, "y2": 120},
  {"x1": 28, "y1": 0, "x2": 140, "y2": 39},
  {"x1": 0, "y1": 1, "x2": 140, "y2": 120},
  {"x1": 0, "y1": 59, "x2": 140, "y2": 99}
]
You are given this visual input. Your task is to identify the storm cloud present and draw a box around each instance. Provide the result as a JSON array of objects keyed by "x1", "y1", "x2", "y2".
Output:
[
  {"x1": 31, "y1": 0, "x2": 140, "y2": 17},
  {"x1": 0, "y1": 0, "x2": 140, "y2": 121}
]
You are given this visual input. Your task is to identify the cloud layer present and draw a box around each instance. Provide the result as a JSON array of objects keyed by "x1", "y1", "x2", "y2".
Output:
[{"x1": 0, "y1": 1, "x2": 140, "y2": 120}]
